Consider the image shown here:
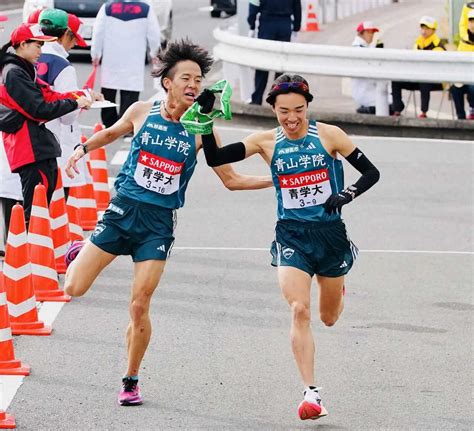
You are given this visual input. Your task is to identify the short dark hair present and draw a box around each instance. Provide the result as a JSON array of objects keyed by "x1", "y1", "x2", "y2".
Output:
[
  {"x1": 40, "y1": 21, "x2": 67, "y2": 38},
  {"x1": 152, "y1": 38, "x2": 214, "y2": 91},
  {"x1": 265, "y1": 74, "x2": 314, "y2": 106}
]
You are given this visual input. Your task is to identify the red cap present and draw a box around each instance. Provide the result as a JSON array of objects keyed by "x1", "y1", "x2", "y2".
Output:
[
  {"x1": 0, "y1": 15, "x2": 8, "y2": 23},
  {"x1": 67, "y1": 14, "x2": 87, "y2": 47},
  {"x1": 11, "y1": 23, "x2": 57, "y2": 45},
  {"x1": 356, "y1": 21, "x2": 379, "y2": 33},
  {"x1": 27, "y1": 8, "x2": 45, "y2": 24}
]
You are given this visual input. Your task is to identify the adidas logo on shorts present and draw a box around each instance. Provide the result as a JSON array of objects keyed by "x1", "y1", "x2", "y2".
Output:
[
  {"x1": 156, "y1": 245, "x2": 166, "y2": 252},
  {"x1": 339, "y1": 261, "x2": 348, "y2": 268}
]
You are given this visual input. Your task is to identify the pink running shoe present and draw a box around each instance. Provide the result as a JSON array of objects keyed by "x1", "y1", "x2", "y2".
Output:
[
  {"x1": 298, "y1": 387, "x2": 328, "y2": 420},
  {"x1": 64, "y1": 240, "x2": 85, "y2": 268},
  {"x1": 118, "y1": 377, "x2": 143, "y2": 406}
]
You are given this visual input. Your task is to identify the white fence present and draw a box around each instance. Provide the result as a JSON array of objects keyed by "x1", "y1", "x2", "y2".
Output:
[
  {"x1": 309, "y1": 0, "x2": 395, "y2": 24},
  {"x1": 213, "y1": 27, "x2": 474, "y2": 115}
]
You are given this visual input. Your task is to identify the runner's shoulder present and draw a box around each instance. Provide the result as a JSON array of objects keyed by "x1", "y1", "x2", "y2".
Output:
[
  {"x1": 244, "y1": 128, "x2": 276, "y2": 148},
  {"x1": 127, "y1": 101, "x2": 155, "y2": 118},
  {"x1": 316, "y1": 122, "x2": 348, "y2": 142}
]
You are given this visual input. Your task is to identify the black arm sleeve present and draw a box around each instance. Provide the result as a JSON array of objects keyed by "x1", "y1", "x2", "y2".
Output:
[
  {"x1": 344, "y1": 147, "x2": 380, "y2": 198},
  {"x1": 6, "y1": 68, "x2": 78, "y2": 122},
  {"x1": 292, "y1": 0, "x2": 302, "y2": 32},
  {"x1": 201, "y1": 131, "x2": 246, "y2": 167}
]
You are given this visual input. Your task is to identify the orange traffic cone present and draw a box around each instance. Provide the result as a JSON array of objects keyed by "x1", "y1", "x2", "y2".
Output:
[
  {"x1": 49, "y1": 170, "x2": 71, "y2": 274},
  {"x1": 68, "y1": 182, "x2": 98, "y2": 232},
  {"x1": 304, "y1": 2, "x2": 320, "y2": 32},
  {"x1": 28, "y1": 184, "x2": 70, "y2": 302},
  {"x1": 89, "y1": 123, "x2": 110, "y2": 211},
  {"x1": 0, "y1": 271, "x2": 30, "y2": 375},
  {"x1": 70, "y1": 136, "x2": 98, "y2": 231},
  {"x1": 66, "y1": 194, "x2": 84, "y2": 242},
  {"x1": 0, "y1": 409, "x2": 15, "y2": 429},
  {"x1": 4, "y1": 204, "x2": 52, "y2": 336}
]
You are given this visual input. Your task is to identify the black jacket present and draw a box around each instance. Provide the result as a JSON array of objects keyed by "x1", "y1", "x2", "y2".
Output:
[{"x1": 0, "y1": 53, "x2": 78, "y2": 172}]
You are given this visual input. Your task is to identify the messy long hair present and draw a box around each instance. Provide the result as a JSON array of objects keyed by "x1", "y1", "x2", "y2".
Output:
[{"x1": 152, "y1": 38, "x2": 214, "y2": 91}]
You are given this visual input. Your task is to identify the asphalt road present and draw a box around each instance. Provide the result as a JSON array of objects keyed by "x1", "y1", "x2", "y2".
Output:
[{"x1": 6, "y1": 127, "x2": 474, "y2": 430}]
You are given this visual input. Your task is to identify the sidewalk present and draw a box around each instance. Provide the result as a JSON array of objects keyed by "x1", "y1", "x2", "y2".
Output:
[{"x1": 222, "y1": 0, "x2": 472, "y2": 128}]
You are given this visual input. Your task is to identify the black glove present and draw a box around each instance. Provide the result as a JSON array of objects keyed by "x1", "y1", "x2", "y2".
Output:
[
  {"x1": 323, "y1": 191, "x2": 354, "y2": 215},
  {"x1": 195, "y1": 89, "x2": 216, "y2": 114}
]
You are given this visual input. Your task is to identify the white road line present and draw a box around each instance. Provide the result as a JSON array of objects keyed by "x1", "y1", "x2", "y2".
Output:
[
  {"x1": 198, "y1": 6, "x2": 212, "y2": 12},
  {"x1": 0, "y1": 301, "x2": 65, "y2": 411},
  {"x1": 174, "y1": 247, "x2": 473, "y2": 255},
  {"x1": 110, "y1": 150, "x2": 129, "y2": 165},
  {"x1": 351, "y1": 136, "x2": 474, "y2": 145}
]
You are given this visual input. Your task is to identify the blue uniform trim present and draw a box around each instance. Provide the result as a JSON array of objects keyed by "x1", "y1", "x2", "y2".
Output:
[
  {"x1": 106, "y1": 1, "x2": 149, "y2": 21},
  {"x1": 115, "y1": 101, "x2": 197, "y2": 209},
  {"x1": 37, "y1": 53, "x2": 70, "y2": 86},
  {"x1": 270, "y1": 120, "x2": 344, "y2": 222}
]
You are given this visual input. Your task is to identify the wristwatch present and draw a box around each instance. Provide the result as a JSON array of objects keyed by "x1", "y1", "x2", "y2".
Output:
[{"x1": 74, "y1": 143, "x2": 88, "y2": 154}]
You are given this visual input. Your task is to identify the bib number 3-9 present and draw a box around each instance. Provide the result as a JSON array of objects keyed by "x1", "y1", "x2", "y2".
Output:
[{"x1": 279, "y1": 168, "x2": 333, "y2": 209}]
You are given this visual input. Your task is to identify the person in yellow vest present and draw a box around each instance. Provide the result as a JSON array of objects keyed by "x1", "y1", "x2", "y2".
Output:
[
  {"x1": 451, "y1": 8, "x2": 474, "y2": 119},
  {"x1": 391, "y1": 16, "x2": 446, "y2": 118},
  {"x1": 459, "y1": 2, "x2": 474, "y2": 42}
]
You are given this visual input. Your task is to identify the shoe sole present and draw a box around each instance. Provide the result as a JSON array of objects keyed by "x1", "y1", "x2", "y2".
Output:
[
  {"x1": 118, "y1": 399, "x2": 143, "y2": 406},
  {"x1": 298, "y1": 401, "x2": 328, "y2": 420}
]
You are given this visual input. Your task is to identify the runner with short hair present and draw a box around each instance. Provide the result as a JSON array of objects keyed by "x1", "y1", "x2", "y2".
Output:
[
  {"x1": 64, "y1": 39, "x2": 272, "y2": 406},
  {"x1": 197, "y1": 73, "x2": 380, "y2": 420}
]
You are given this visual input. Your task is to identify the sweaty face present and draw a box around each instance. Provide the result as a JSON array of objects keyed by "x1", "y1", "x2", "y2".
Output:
[
  {"x1": 164, "y1": 60, "x2": 203, "y2": 107},
  {"x1": 273, "y1": 92, "x2": 309, "y2": 139}
]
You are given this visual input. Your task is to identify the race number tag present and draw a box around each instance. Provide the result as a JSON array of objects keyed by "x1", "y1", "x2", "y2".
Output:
[
  {"x1": 134, "y1": 149, "x2": 183, "y2": 195},
  {"x1": 279, "y1": 168, "x2": 332, "y2": 209}
]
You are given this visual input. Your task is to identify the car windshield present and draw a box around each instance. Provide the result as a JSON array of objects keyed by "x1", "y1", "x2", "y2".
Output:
[{"x1": 54, "y1": 0, "x2": 106, "y2": 17}]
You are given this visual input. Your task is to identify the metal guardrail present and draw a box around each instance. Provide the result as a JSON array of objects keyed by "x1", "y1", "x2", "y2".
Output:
[{"x1": 213, "y1": 27, "x2": 474, "y2": 85}]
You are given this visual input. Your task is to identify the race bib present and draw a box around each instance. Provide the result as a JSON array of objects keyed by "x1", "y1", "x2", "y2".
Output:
[
  {"x1": 134, "y1": 149, "x2": 183, "y2": 195},
  {"x1": 279, "y1": 168, "x2": 332, "y2": 209}
]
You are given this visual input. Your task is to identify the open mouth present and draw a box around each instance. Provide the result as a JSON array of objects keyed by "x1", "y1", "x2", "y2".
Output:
[
  {"x1": 185, "y1": 91, "x2": 195, "y2": 99},
  {"x1": 286, "y1": 122, "x2": 299, "y2": 131}
]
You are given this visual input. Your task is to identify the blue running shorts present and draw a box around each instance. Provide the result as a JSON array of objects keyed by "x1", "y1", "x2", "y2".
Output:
[
  {"x1": 270, "y1": 219, "x2": 358, "y2": 277},
  {"x1": 90, "y1": 194, "x2": 175, "y2": 262}
]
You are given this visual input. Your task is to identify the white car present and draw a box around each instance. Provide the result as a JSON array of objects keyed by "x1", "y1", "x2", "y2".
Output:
[{"x1": 23, "y1": 0, "x2": 173, "y2": 49}]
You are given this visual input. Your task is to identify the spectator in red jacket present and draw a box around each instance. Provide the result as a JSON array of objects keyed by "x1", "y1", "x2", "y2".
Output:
[{"x1": 0, "y1": 23, "x2": 91, "y2": 222}]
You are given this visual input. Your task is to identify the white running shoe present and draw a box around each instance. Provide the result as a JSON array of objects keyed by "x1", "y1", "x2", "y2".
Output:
[{"x1": 297, "y1": 386, "x2": 328, "y2": 420}]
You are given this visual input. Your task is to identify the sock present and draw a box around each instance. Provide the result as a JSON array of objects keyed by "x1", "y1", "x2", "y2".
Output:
[{"x1": 123, "y1": 375, "x2": 139, "y2": 381}]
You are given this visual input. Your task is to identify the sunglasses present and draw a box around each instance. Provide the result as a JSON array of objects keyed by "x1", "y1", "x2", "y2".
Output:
[{"x1": 271, "y1": 81, "x2": 309, "y2": 93}]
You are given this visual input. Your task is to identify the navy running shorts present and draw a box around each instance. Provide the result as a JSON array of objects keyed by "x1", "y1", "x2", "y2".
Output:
[
  {"x1": 270, "y1": 219, "x2": 358, "y2": 277},
  {"x1": 90, "y1": 194, "x2": 175, "y2": 262}
]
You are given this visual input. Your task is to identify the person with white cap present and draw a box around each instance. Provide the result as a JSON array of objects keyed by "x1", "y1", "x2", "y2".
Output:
[
  {"x1": 351, "y1": 21, "x2": 382, "y2": 115},
  {"x1": 37, "y1": 8, "x2": 103, "y2": 196},
  {"x1": 450, "y1": 7, "x2": 474, "y2": 120},
  {"x1": 0, "y1": 22, "x2": 91, "y2": 223},
  {"x1": 391, "y1": 16, "x2": 446, "y2": 118}
]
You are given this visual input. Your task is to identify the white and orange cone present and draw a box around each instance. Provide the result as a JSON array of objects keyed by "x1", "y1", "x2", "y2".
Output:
[
  {"x1": 4, "y1": 204, "x2": 52, "y2": 336},
  {"x1": 89, "y1": 123, "x2": 111, "y2": 211},
  {"x1": 28, "y1": 184, "x2": 70, "y2": 302},
  {"x1": 49, "y1": 170, "x2": 71, "y2": 274},
  {"x1": 66, "y1": 194, "x2": 84, "y2": 242},
  {"x1": 0, "y1": 270, "x2": 30, "y2": 376}
]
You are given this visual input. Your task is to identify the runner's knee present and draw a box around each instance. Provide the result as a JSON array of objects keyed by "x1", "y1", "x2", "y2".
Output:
[
  {"x1": 129, "y1": 297, "x2": 151, "y2": 323},
  {"x1": 320, "y1": 312, "x2": 339, "y2": 327},
  {"x1": 291, "y1": 302, "x2": 311, "y2": 326}
]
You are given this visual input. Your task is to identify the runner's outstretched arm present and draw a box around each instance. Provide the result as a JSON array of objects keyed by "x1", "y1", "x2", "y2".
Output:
[{"x1": 196, "y1": 129, "x2": 272, "y2": 190}]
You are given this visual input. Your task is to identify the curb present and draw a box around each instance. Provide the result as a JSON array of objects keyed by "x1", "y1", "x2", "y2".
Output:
[{"x1": 230, "y1": 101, "x2": 474, "y2": 141}]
